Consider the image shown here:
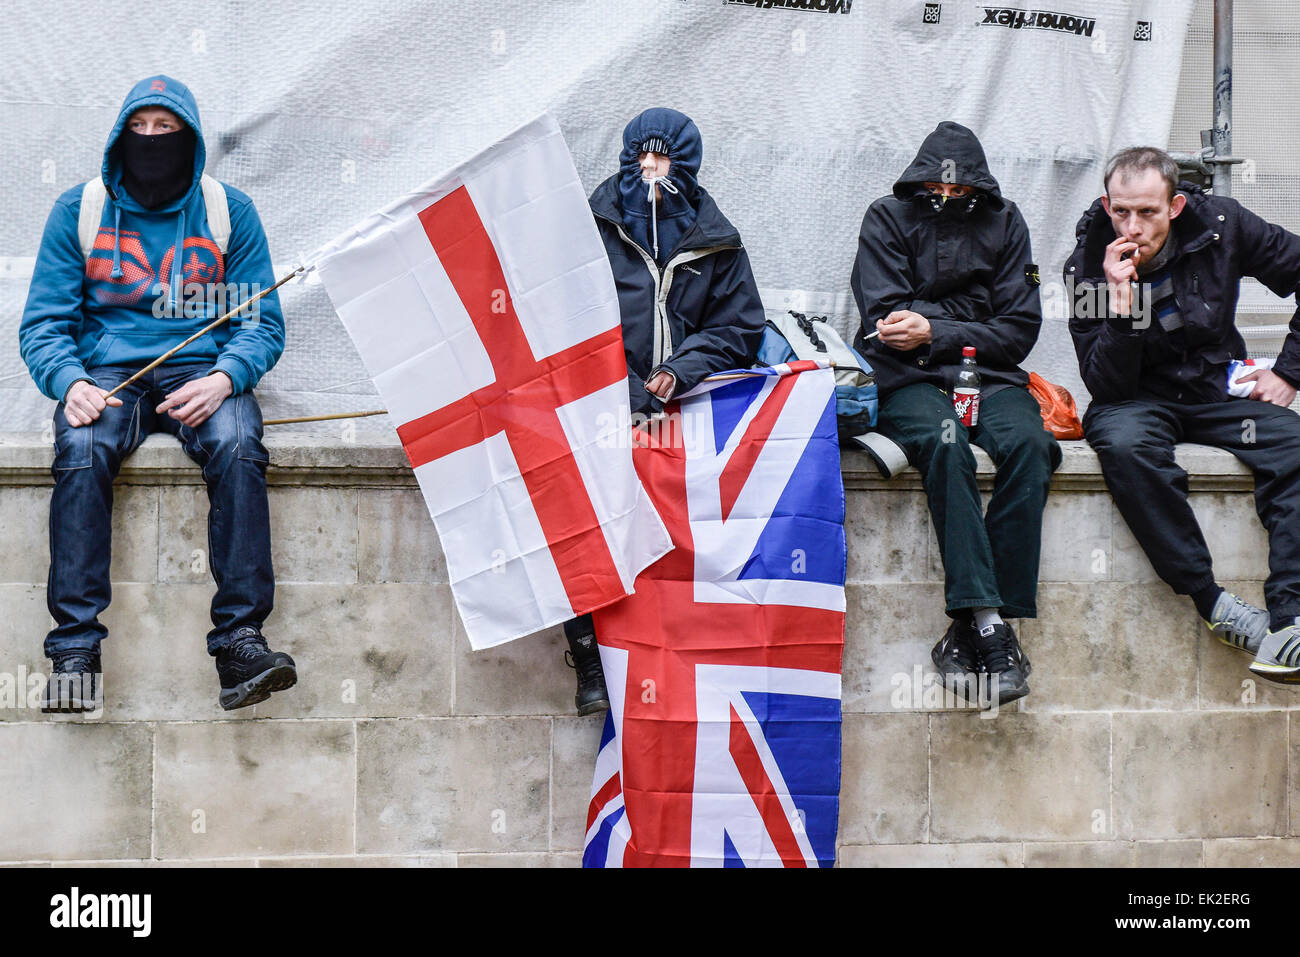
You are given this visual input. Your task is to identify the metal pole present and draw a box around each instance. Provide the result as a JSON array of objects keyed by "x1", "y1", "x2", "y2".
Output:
[{"x1": 1212, "y1": 0, "x2": 1233, "y2": 196}]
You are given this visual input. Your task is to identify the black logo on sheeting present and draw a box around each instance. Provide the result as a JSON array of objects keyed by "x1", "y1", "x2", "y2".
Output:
[
  {"x1": 981, "y1": 7, "x2": 1096, "y2": 36},
  {"x1": 923, "y1": 3, "x2": 942, "y2": 23},
  {"x1": 1134, "y1": 20, "x2": 1153, "y2": 41},
  {"x1": 726, "y1": 0, "x2": 853, "y2": 13}
]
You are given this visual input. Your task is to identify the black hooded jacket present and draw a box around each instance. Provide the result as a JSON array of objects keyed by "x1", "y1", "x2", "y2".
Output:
[
  {"x1": 589, "y1": 113, "x2": 764, "y2": 416},
  {"x1": 851, "y1": 122, "x2": 1043, "y2": 396},
  {"x1": 1065, "y1": 184, "x2": 1300, "y2": 406}
]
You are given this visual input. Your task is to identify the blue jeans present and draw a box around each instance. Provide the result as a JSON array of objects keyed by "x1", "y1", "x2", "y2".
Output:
[{"x1": 46, "y1": 363, "x2": 275, "y2": 657}]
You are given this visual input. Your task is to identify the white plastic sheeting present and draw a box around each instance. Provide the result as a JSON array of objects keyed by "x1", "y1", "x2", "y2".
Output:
[{"x1": 1, "y1": 0, "x2": 1195, "y2": 430}]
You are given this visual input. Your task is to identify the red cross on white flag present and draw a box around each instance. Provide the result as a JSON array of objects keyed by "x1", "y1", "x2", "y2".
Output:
[{"x1": 313, "y1": 114, "x2": 671, "y2": 649}]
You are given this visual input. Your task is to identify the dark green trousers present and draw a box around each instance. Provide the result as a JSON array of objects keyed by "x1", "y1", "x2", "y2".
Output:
[{"x1": 876, "y1": 383, "x2": 1061, "y2": 618}]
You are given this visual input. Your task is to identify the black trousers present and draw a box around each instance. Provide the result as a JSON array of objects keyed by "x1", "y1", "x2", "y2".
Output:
[
  {"x1": 876, "y1": 383, "x2": 1061, "y2": 619},
  {"x1": 1085, "y1": 396, "x2": 1300, "y2": 622}
]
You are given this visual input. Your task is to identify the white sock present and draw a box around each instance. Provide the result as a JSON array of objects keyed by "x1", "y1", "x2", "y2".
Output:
[{"x1": 972, "y1": 608, "x2": 1004, "y2": 634}]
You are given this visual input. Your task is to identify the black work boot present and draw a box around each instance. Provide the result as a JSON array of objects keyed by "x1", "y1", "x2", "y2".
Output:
[
  {"x1": 215, "y1": 626, "x2": 297, "y2": 711},
  {"x1": 972, "y1": 622, "x2": 1031, "y2": 706},
  {"x1": 42, "y1": 650, "x2": 102, "y2": 714},
  {"x1": 564, "y1": 626, "x2": 609, "y2": 716}
]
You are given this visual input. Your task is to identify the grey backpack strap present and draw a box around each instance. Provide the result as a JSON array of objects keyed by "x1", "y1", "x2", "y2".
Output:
[
  {"x1": 78, "y1": 179, "x2": 108, "y2": 260},
  {"x1": 200, "y1": 174, "x2": 230, "y2": 255}
]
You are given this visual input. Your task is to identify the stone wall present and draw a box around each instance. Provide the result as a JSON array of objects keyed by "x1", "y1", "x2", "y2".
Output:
[{"x1": 0, "y1": 431, "x2": 1294, "y2": 868}]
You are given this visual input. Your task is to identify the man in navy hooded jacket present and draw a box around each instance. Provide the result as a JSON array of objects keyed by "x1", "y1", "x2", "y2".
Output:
[
  {"x1": 556, "y1": 108, "x2": 765, "y2": 715},
  {"x1": 19, "y1": 75, "x2": 296, "y2": 712},
  {"x1": 852, "y1": 121, "x2": 1059, "y2": 706}
]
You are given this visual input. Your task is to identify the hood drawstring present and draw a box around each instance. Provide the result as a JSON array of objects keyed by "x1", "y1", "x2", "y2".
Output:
[
  {"x1": 169, "y1": 211, "x2": 186, "y2": 312},
  {"x1": 646, "y1": 175, "x2": 680, "y2": 260},
  {"x1": 109, "y1": 200, "x2": 124, "y2": 279}
]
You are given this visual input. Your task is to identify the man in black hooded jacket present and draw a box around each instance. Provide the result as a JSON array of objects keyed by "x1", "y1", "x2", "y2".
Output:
[
  {"x1": 852, "y1": 121, "x2": 1059, "y2": 706},
  {"x1": 556, "y1": 107, "x2": 765, "y2": 715},
  {"x1": 1067, "y1": 146, "x2": 1300, "y2": 684}
]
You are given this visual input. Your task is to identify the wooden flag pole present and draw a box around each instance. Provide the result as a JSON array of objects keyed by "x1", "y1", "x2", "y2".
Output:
[
  {"x1": 263, "y1": 409, "x2": 387, "y2": 426},
  {"x1": 103, "y1": 267, "x2": 305, "y2": 400}
]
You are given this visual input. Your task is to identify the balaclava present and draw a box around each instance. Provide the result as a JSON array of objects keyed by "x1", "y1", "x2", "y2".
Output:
[{"x1": 119, "y1": 125, "x2": 196, "y2": 210}]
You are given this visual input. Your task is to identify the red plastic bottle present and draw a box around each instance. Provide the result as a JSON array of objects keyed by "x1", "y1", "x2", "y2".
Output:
[{"x1": 953, "y1": 346, "x2": 980, "y2": 427}]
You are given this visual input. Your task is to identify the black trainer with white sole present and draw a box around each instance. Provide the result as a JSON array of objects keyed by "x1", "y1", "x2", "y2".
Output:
[{"x1": 215, "y1": 627, "x2": 297, "y2": 711}]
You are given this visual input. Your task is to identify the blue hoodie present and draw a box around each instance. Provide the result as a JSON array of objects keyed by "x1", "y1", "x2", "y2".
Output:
[{"x1": 19, "y1": 75, "x2": 284, "y2": 402}]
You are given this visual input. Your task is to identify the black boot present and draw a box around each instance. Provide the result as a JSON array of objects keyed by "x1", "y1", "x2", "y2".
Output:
[
  {"x1": 215, "y1": 626, "x2": 297, "y2": 711},
  {"x1": 564, "y1": 619, "x2": 609, "y2": 716}
]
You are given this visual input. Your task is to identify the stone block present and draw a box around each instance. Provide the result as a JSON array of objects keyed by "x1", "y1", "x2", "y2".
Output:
[
  {"x1": 267, "y1": 486, "x2": 358, "y2": 584},
  {"x1": 845, "y1": 491, "x2": 929, "y2": 584},
  {"x1": 838, "y1": 842, "x2": 1021, "y2": 867},
  {"x1": 1134, "y1": 840, "x2": 1203, "y2": 867},
  {"x1": 1037, "y1": 491, "x2": 1111, "y2": 584},
  {"x1": 551, "y1": 715, "x2": 605, "y2": 851},
  {"x1": 157, "y1": 486, "x2": 216, "y2": 584},
  {"x1": 99, "y1": 583, "x2": 248, "y2": 721},
  {"x1": 842, "y1": 582, "x2": 953, "y2": 714},
  {"x1": 1189, "y1": 492, "x2": 1272, "y2": 583},
  {"x1": 929, "y1": 712, "x2": 1110, "y2": 842},
  {"x1": 0, "y1": 584, "x2": 55, "y2": 723},
  {"x1": 1113, "y1": 711, "x2": 1287, "y2": 839},
  {"x1": 358, "y1": 488, "x2": 447, "y2": 583},
  {"x1": 0, "y1": 487, "x2": 49, "y2": 584},
  {"x1": 256, "y1": 583, "x2": 455, "y2": 719},
  {"x1": 1203, "y1": 838, "x2": 1300, "y2": 867},
  {"x1": 453, "y1": 622, "x2": 574, "y2": 716},
  {"x1": 110, "y1": 485, "x2": 159, "y2": 583},
  {"x1": 1023, "y1": 841, "x2": 1134, "y2": 867},
  {"x1": 0, "y1": 723, "x2": 152, "y2": 861},
  {"x1": 458, "y1": 852, "x2": 581, "y2": 867},
  {"x1": 153, "y1": 720, "x2": 355, "y2": 859},
  {"x1": 1019, "y1": 583, "x2": 1198, "y2": 712},
  {"x1": 357, "y1": 717, "x2": 549, "y2": 854},
  {"x1": 838, "y1": 713, "x2": 928, "y2": 845},
  {"x1": 258, "y1": 854, "x2": 455, "y2": 867}
]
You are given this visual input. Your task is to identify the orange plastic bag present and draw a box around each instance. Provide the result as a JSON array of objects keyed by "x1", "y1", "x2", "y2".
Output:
[{"x1": 1027, "y1": 372, "x2": 1083, "y2": 439}]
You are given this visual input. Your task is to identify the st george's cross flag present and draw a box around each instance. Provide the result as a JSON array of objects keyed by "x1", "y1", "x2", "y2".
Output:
[
  {"x1": 584, "y1": 361, "x2": 846, "y2": 868},
  {"x1": 313, "y1": 114, "x2": 671, "y2": 649}
]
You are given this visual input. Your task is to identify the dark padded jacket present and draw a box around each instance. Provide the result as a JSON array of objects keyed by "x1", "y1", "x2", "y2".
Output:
[
  {"x1": 589, "y1": 177, "x2": 765, "y2": 415},
  {"x1": 851, "y1": 121, "x2": 1043, "y2": 397},
  {"x1": 1066, "y1": 184, "x2": 1300, "y2": 406}
]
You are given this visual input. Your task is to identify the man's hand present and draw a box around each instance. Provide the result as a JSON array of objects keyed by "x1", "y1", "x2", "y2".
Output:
[
  {"x1": 1102, "y1": 237, "x2": 1140, "y2": 316},
  {"x1": 155, "y1": 373, "x2": 233, "y2": 428},
  {"x1": 875, "y1": 310, "x2": 932, "y2": 351},
  {"x1": 1239, "y1": 368, "x2": 1299, "y2": 408},
  {"x1": 645, "y1": 370, "x2": 676, "y2": 400},
  {"x1": 63, "y1": 380, "x2": 123, "y2": 428}
]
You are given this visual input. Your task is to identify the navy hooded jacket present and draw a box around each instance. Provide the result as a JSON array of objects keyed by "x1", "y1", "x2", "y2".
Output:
[
  {"x1": 589, "y1": 109, "x2": 765, "y2": 415},
  {"x1": 1066, "y1": 183, "x2": 1300, "y2": 406},
  {"x1": 851, "y1": 122, "x2": 1043, "y2": 397},
  {"x1": 19, "y1": 74, "x2": 284, "y2": 402}
]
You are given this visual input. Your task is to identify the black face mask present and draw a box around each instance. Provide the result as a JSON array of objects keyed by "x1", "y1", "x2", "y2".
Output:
[{"x1": 119, "y1": 127, "x2": 196, "y2": 209}]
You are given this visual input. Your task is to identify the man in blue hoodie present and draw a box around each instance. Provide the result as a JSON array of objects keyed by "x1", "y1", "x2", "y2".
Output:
[
  {"x1": 20, "y1": 75, "x2": 295, "y2": 713},
  {"x1": 556, "y1": 108, "x2": 765, "y2": 714}
]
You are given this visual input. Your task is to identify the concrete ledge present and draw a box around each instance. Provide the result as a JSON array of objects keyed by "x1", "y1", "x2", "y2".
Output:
[{"x1": 0, "y1": 431, "x2": 1259, "y2": 492}]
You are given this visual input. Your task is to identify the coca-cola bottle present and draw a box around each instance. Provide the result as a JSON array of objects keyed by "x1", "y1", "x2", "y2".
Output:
[{"x1": 953, "y1": 346, "x2": 980, "y2": 427}]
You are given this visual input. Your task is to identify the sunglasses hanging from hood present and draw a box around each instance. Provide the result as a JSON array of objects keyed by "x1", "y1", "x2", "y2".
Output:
[{"x1": 119, "y1": 126, "x2": 196, "y2": 210}]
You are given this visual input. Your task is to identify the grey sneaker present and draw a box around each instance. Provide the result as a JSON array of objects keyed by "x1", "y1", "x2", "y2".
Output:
[
  {"x1": 1249, "y1": 618, "x2": 1300, "y2": 685},
  {"x1": 1205, "y1": 591, "x2": 1269, "y2": 656}
]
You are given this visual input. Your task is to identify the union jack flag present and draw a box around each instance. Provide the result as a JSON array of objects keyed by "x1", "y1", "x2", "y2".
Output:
[{"x1": 584, "y1": 361, "x2": 846, "y2": 868}]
